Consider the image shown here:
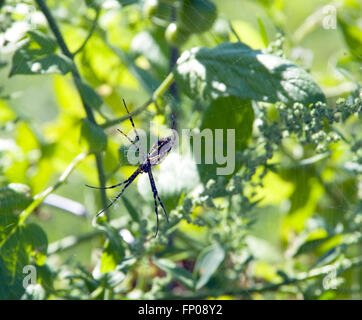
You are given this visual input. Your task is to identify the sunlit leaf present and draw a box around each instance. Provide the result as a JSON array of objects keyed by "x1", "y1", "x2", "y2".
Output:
[
  {"x1": 0, "y1": 183, "x2": 32, "y2": 215},
  {"x1": 0, "y1": 222, "x2": 48, "y2": 299},
  {"x1": 78, "y1": 82, "x2": 103, "y2": 111},
  {"x1": 194, "y1": 243, "x2": 225, "y2": 290},
  {"x1": 10, "y1": 48, "x2": 74, "y2": 77},
  {"x1": 80, "y1": 118, "x2": 107, "y2": 153},
  {"x1": 174, "y1": 42, "x2": 325, "y2": 105},
  {"x1": 100, "y1": 225, "x2": 125, "y2": 273},
  {"x1": 152, "y1": 257, "x2": 195, "y2": 290}
]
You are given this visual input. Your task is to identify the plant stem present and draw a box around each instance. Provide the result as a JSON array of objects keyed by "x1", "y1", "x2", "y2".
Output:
[
  {"x1": 155, "y1": 256, "x2": 362, "y2": 299},
  {"x1": 100, "y1": 98, "x2": 152, "y2": 129},
  {"x1": 19, "y1": 153, "x2": 88, "y2": 225},
  {"x1": 100, "y1": 72, "x2": 175, "y2": 129},
  {"x1": 34, "y1": 0, "x2": 108, "y2": 210},
  {"x1": 73, "y1": 8, "x2": 101, "y2": 56},
  {"x1": 153, "y1": 72, "x2": 175, "y2": 101}
]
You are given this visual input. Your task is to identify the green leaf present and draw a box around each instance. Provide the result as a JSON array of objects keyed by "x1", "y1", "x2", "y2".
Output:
[
  {"x1": 152, "y1": 257, "x2": 195, "y2": 290},
  {"x1": 80, "y1": 118, "x2": 107, "y2": 153},
  {"x1": 116, "y1": 0, "x2": 138, "y2": 7},
  {"x1": 194, "y1": 96, "x2": 254, "y2": 183},
  {"x1": 257, "y1": 17, "x2": 268, "y2": 47},
  {"x1": 121, "y1": 196, "x2": 140, "y2": 223},
  {"x1": 194, "y1": 243, "x2": 225, "y2": 290},
  {"x1": 78, "y1": 82, "x2": 103, "y2": 111},
  {"x1": 174, "y1": 42, "x2": 325, "y2": 105},
  {"x1": 0, "y1": 214, "x2": 18, "y2": 243},
  {"x1": 294, "y1": 237, "x2": 331, "y2": 257},
  {"x1": 100, "y1": 226, "x2": 125, "y2": 273},
  {"x1": 85, "y1": 0, "x2": 102, "y2": 9},
  {"x1": 100, "y1": 239, "x2": 124, "y2": 273},
  {"x1": 9, "y1": 30, "x2": 73, "y2": 77},
  {"x1": 337, "y1": 15, "x2": 362, "y2": 61},
  {"x1": 131, "y1": 29, "x2": 170, "y2": 78},
  {"x1": 105, "y1": 43, "x2": 160, "y2": 94},
  {"x1": 9, "y1": 48, "x2": 74, "y2": 77},
  {"x1": 28, "y1": 30, "x2": 57, "y2": 53},
  {"x1": 312, "y1": 244, "x2": 346, "y2": 268},
  {"x1": 0, "y1": 183, "x2": 33, "y2": 215},
  {"x1": 0, "y1": 222, "x2": 48, "y2": 299},
  {"x1": 22, "y1": 223, "x2": 48, "y2": 266}
]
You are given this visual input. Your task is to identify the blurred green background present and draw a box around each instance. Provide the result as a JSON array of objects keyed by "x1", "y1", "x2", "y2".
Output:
[{"x1": 0, "y1": 0, "x2": 361, "y2": 300}]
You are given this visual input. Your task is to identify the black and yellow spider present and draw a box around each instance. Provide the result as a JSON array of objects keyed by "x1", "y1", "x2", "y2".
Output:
[{"x1": 86, "y1": 99, "x2": 176, "y2": 236}]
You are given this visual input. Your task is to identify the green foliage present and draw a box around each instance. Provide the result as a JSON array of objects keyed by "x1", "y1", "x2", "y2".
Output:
[
  {"x1": 194, "y1": 243, "x2": 225, "y2": 290},
  {"x1": 196, "y1": 96, "x2": 254, "y2": 183},
  {"x1": 176, "y1": 0, "x2": 217, "y2": 34},
  {"x1": 0, "y1": 219, "x2": 48, "y2": 299},
  {"x1": 0, "y1": 183, "x2": 32, "y2": 214},
  {"x1": 78, "y1": 82, "x2": 103, "y2": 111},
  {"x1": 152, "y1": 257, "x2": 195, "y2": 290},
  {"x1": 80, "y1": 118, "x2": 107, "y2": 153},
  {"x1": 174, "y1": 42, "x2": 325, "y2": 105},
  {"x1": 0, "y1": 0, "x2": 361, "y2": 301},
  {"x1": 9, "y1": 31, "x2": 74, "y2": 76}
]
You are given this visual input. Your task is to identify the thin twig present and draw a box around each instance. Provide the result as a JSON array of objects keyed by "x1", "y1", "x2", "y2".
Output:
[
  {"x1": 228, "y1": 21, "x2": 241, "y2": 42},
  {"x1": 19, "y1": 153, "x2": 88, "y2": 224},
  {"x1": 100, "y1": 98, "x2": 152, "y2": 129},
  {"x1": 0, "y1": 153, "x2": 88, "y2": 250},
  {"x1": 100, "y1": 73, "x2": 175, "y2": 129},
  {"x1": 34, "y1": 0, "x2": 108, "y2": 211},
  {"x1": 73, "y1": 9, "x2": 101, "y2": 57},
  {"x1": 155, "y1": 256, "x2": 362, "y2": 299}
]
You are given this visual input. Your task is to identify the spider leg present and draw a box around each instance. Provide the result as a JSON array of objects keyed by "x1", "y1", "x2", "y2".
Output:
[
  {"x1": 148, "y1": 170, "x2": 160, "y2": 237},
  {"x1": 93, "y1": 166, "x2": 142, "y2": 216},
  {"x1": 152, "y1": 188, "x2": 159, "y2": 238},
  {"x1": 147, "y1": 169, "x2": 168, "y2": 237},
  {"x1": 122, "y1": 99, "x2": 145, "y2": 161},
  {"x1": 117, "y1": 128, "x2": 136, "y2": 145},
  {"x1": 156, "y1": 194, "x2": 169, "y2": 224},
  {"x1": 96, "y1": 178, "x2": 134, "y2": 216},
  {"x1": 117, "y1": 128, "x2": 142, "y2": 155},
  {"x1": 85, "y1": 180, "x2": 128, "y2": 190}
]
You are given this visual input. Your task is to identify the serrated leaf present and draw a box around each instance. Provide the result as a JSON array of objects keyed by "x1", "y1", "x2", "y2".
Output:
[
  {"x1": 0, "y1": 183, "x2": 33, "y2": 215},
  {"x1": 9, "y1": 30, "x2": 72, "y2": 76},
  {"x1": 9, "y1": 48, "x2": 74, "y2": 77},
  {"x1": 22, "y1": 223, "x2": 48, "y2": 266},
  {"x1": 174, "y1": 42, "x2": 325, "y2": 105},
  {"x1": 80, "y1": 118, "x2": 107, "y2": 153},
  {"x1": 0, "y1": 214, "x2": 18, "y2": 243},
  {"x1": 152, "y1": 257, "x2": 195, "y2": 290},
  {"x1": 0, "y1": 222, "x2": 48, "y2": 299},
  {"x1": 100, "y1": 226, "x2": 125, "y2": 273},
  {"x1": 28, "y1": 30, "x2": 57, "y2": 54},
  {"x1": 78, "y1": 82, "x2": 103, "y2": 111},
  {"x1": 194, "y1": 243, "x2": 225, "y2": 290}
]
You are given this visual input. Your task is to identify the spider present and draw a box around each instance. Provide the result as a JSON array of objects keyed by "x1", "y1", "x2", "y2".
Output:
[{"x1": 86, "y1": 99, "x2": 176, "y2": 237}]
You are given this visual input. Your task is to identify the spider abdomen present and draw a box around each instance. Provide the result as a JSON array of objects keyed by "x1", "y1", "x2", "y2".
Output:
[{"x1": 146, "y1": 137, "x2": 174, "y2": 166}]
